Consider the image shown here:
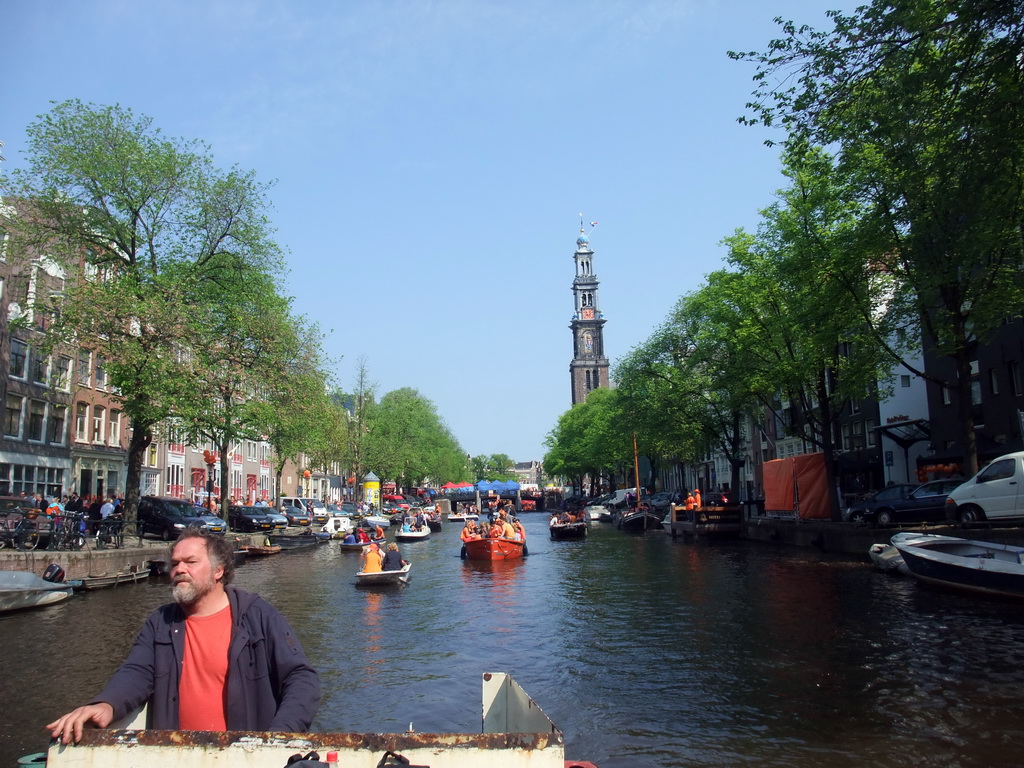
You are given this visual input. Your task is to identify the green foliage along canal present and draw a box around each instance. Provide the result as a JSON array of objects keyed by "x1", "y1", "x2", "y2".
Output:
[{"x1": 4, "y1": 515, "x2": 1024, "y2": 767}]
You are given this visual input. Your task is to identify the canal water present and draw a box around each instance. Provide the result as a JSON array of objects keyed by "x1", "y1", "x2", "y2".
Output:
[{"x1": 3, "y1": 514, "x2": 1024, "y2": 767}]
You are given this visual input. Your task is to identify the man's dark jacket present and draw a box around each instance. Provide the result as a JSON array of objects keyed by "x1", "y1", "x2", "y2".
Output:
[{"x1": 91, "y1": 586, "x2": 320, "y2": 731}]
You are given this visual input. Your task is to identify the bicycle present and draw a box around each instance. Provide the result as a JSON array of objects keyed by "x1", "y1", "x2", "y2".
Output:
[
  {"x1": 48, "y1": 511, "x2": 87, "y2": 551},
  {"x1": 0, "y1": 510, "x2": 43, "y2": 551},
  {"x1": 95, "y1": 514, "x2": 125, "y2": 549}
]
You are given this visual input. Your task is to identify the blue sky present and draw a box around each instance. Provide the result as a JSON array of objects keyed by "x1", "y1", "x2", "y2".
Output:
[{"x1": 2, "y1": 1, "x2": 851, "y2": 463}]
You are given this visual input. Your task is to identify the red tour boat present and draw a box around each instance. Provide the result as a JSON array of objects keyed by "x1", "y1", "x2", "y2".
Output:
[{"x1": 462, "y1": 537, "x2": 526, "y2": 561}]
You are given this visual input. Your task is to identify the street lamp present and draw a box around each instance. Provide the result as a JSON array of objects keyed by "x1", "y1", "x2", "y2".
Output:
[{"x1": 203, "y1": 450, "x2": 216, "y2": 512}]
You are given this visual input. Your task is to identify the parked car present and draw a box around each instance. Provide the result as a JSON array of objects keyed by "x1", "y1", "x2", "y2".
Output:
[
  {"x1": 843, "y1": 483, "x2": 919, "y2": 523},
  {"x1": 228, "y1": 505, "x2": 276, "y2": 533},
  {"x1": 648, "y1": 492, "x2": 674, "y2": 512},
  {"x1": 263, "y1": 510, "x2": 289, "y2": 529},
  {"x1": 278, "y1": 496, "x2": 329, "y2": 523},
  {"x1": 137, "y1": 496, "x2": 213, "y2": 541},
  {"x1": 281, "y1": 505, "x2": 312, "y2": 527},
  {"x1": 845, "y1": 480, "x2": 964, "y2": 526},
  {"x1": 946, "y1": 451, "x2": 1024, "y2": 524}
]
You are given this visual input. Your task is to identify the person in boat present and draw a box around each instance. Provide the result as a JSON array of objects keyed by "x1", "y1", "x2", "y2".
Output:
[
  {"x1": 512, "y1": 519, "x2": 526, "y2": 541},
  {"x1": 46, "y1": 529, "x2": 320, "y2": 744},
  {"x1": 461, "y1": 521, "x2": 481, "y2": 542},
  {"x1": 488, "y1": 519, "x2": 503, "y2": 539},
  {"x1": 361, "y1": 541, "x2": 384, "y2": 573},
  {"x1": 499, "y1": 515, "x2": 516, "y2": 539},
  {"x1": 693, "y1": 488, "x2": 702, "y2": 509},
  {"x1": 684, "y1": 491, "x2": 696, "y2": 520},
  {"x1": 342, "y1": 531, "x2": 357, "y2": 545},
  {"x1": 374, "y1": 523, "x2": 385, "y2": 540},
  {"x1": 381, "y1": 542, "x2": 408, "y2": 571},
  {"x1": 357, "y1": 528, "x2": 371, "y2": 543}
]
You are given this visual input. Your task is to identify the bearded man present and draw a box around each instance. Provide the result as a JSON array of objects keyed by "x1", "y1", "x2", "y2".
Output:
[{"x1": 47, "y1": 529, "x2": 320, "y2": 744}]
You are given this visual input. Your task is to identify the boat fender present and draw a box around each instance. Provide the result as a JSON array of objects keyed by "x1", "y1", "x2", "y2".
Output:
[
  {"x1": 522, "y1": 543, "x2": 529, "y2": 556},
  {"x1": 460, "y1": 544, "x2": 467, "y2": 559}
]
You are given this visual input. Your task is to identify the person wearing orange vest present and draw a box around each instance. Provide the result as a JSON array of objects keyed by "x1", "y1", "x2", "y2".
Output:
[
  {"x1": 361, "y1": 541, "x2": 383, "y2": 573},
  {"x1": 693, "y1": 488, "x2": 702, "y2": 509}
]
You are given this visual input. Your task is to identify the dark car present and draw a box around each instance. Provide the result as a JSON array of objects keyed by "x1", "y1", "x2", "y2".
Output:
[
  {"x1": 228, "y1": 505, "x2": 276, "y2": 533},
  {"x1": 282, "y1": 504, "x2": 312, "y2": 527},
  {"x1": 844, "y1": 480, "x2": 965, "y2": 526},
  {"x1": 648, "y1": 492, "x2": 674, "y2": 512},
  {"x1": 843, "y1": 483, "x2": 919, "y2": 523},
  {"x1": 138, "y1": 496, "x2": 212, "y2": 541}
]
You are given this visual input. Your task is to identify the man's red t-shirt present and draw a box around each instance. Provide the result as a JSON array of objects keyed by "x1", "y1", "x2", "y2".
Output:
[{"x1": 179, "y1": 604, "x2": 232, "y2": 730}]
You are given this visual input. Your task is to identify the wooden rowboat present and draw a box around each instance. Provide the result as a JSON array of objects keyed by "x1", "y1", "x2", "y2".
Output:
[
  {"x1": 79, "y1": 569, "x2": 150, "y2": 590},
  {"x1": 244, "y1": 544, "x2": 282, "y2": 556},
  {"x1": 462, "y1": 537, "x2": 526, "y2": 561},
  {"x1": 355, "y1": 562, "x2": 412, "y2": 586},
  {"x1": 549, "y1": 520, "x2": 588, "y2": 540}
]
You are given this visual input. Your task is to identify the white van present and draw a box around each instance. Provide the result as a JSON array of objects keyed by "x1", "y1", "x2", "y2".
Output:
[
  {"x1": 279, "y1": 496, "x2": 329, "y2": 523},
  {"x1": 945, "y1": 451, "x2": 1024, "y2": 524}
]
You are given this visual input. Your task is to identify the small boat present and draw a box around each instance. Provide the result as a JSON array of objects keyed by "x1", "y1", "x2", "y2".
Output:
[
  {"x1": 266, "y1": 534, "x2": 320, "y2": 551},
  {"x1": 462, "y1": 537, "x2": 526, "y2": 561},
  {"x1": 355, "y1": 562, "x2": 412, "y2": 586},
  {"x1": 868, "y1": 533, "x2": 961, "y2": 575},
  {"x1": 0, "y1": 571, "x2": 74, "y2": 613},
  {"x1": 894, "y1": 534, "x2": 1024, "y2": 599},
  {"x1": 447, "y1": 512, "x2": 466, "y2": 523},
  {"x1": 395, "y1": 526, "x2": 430, "y2": 542},
  {"x1": 616, "y1": 507, "x2": 664, "y2": 532},
  {"x1": 426, "y1": 514, "x2": 443, "y2": 532},
  {"x1": 243, "y1": 544, "x2": 282, "y2": 556},
  {"x1": 364, "y1": 514, "x2": 391, "y2": 527},
  {"x1": 321, "y1": 517, "x2": 354, "y2": 538},
  {"x1": 339, "y1": 537, "x2": 385, "y2": 553},
  {"x1": 549, "y1": 519, "x2": 588, "y2": 540},
  {"x1": 79, "y1": 569, "x2": 151, "y2": 590}
]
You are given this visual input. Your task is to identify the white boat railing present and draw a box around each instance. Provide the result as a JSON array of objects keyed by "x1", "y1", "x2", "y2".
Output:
[{"x1": 46, "y1": 673, "x2": 565, "y2": 768}]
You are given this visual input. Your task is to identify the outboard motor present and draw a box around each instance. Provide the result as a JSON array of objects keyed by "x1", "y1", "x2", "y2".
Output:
[{"x1": 42, "y1": 564, "x2": 66, "y2": 583}]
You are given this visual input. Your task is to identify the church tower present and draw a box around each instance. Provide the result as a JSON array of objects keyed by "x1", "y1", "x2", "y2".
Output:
[{"x1": 569, "y1": 224, "x2": 609, "y2": 404}]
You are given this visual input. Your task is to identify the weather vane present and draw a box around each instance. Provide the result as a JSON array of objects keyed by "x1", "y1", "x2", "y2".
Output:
[{"x1": 578, "y1": 213, "x2": 598, "y2": 236}]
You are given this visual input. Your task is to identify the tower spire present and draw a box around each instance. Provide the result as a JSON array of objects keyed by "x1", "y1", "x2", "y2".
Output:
[{"x1": 568, "y1": 220, "x2": 609, "y2": 405}]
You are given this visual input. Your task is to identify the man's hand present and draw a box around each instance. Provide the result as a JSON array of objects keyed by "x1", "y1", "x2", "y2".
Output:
[{"x1": 46, "y1": 703, "x2": 115, "y2": 745}]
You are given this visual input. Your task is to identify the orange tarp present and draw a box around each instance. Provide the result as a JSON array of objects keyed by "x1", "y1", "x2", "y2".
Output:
[{"x1": 763, "y1": 453, "x2": 831, "y2": 520}]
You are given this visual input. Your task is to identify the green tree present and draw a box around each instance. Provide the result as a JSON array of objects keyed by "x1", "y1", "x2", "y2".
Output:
[
  {"x1": 732, "y1": 1, "x2": 1024, "y2": 474},
  {"x1": 1, "y1": 100, "x2": 283, "y2": 520}
]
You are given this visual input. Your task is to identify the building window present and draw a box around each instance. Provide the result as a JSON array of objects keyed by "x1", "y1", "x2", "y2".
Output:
[
  {"x1": 49, "y1": 404, "x2": 67, "y2": 445},
  {"x1": 9, "y1": 339, "x2": 28, "y2": 379},
  {"x1": 841, "y1": 423, "x2": 851, "y2": 451},
  {"x1": 92, "y1": 405, "x2": 105, "y2": 444},
  {"x1": 865, "y1": 418, "x2": 877, "y2": 447},
  {"x1": 27, "y1": 399, "x2": 46, "y2": 441},
  {"x1": 95, "y1": 357, "x2": 107, "y2": 390},
  {"x1": 942, "y1": 386, "x2": 952, "y2": 405},
  {"x1": 900, "y1": 375, "x2": 911, "y2": 388},
  {"x1": 75, "y1": 402, "x2": 89, "y2": 441},
  {"x1": 4, "y1": 395, "x2": 24, "y2": 438},
  {"x1": 109, "y1": 410, "x2": 121, "y2": 446},
  {"x1": 54, "y1": 356, "x2": 72, "y2": 390},
  {"x1": 32, "y1": 352, "x2": 49, "y2": 386},
  {"x1": 77, "y1": 350, "x2": 91, "y2": 386}
]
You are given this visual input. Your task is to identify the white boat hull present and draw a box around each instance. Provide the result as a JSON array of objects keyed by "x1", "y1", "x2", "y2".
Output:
[{"x1": 0, "y1": 571, "x2": 74, "y2": 613}]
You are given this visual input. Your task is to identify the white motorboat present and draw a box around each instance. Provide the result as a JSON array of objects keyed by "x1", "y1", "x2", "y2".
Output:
[
  {"x1": 0, "y1": 571, "x2": 74, "y2": 613},
  {"x1": 355, "y1": 562, "x2": 412, "y2": 586},
  {"x1": 894, "y1": 534, "x2": 1024, "y2": 599},
  {"x1": 868, "y1": 533, "x2": 961, "y2": 575},
  {"x1": 395, "y1": 525, "x2": 430, "y2": 542}
]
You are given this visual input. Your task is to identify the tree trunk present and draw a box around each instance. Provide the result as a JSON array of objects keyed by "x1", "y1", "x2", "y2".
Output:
[{"x1": 124, "y1": 416, "x2": 153, "y2": 525}]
